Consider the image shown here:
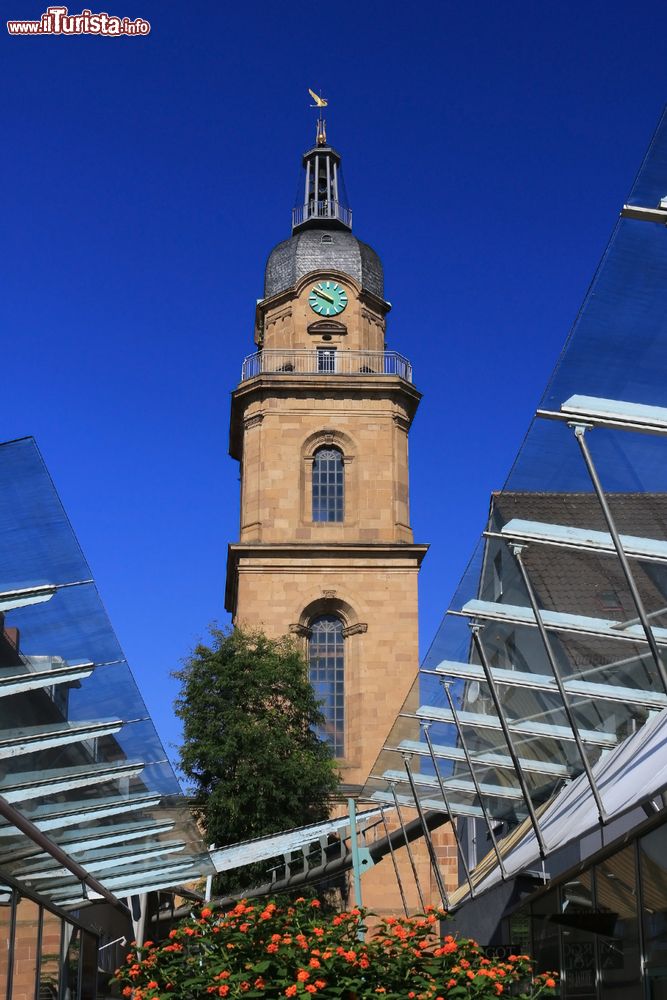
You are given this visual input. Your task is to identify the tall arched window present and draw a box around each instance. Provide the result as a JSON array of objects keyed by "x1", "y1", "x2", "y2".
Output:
[
  {"x1": 308, "y1": 616, "x2": 344, "y2": 757},
  {"x1": 312, "y1": 447, "x2": 344, "y2": 522}
]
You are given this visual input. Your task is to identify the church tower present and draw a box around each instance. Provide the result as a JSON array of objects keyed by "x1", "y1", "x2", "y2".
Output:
[{"x1": 225, "y1": 114, "x2": 427, "y2": 800}]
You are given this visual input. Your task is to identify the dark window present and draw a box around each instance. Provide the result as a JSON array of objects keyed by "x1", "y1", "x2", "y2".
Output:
[
  {"x1": 312, "y1": 447, "x2": 344, "y2": 522},
  {"x1": 308, "y1": 616, "x2": 344, "y2": 757}
]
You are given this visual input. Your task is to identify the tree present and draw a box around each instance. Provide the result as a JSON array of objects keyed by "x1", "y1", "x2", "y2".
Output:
[{"x1": 174, "y1": 626, "x2": 340, "y2": 866}]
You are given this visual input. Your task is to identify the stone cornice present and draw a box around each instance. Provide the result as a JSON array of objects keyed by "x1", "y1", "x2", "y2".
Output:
[{"x1": 228, "y1": 375, "x2": 421, "y2": 461}]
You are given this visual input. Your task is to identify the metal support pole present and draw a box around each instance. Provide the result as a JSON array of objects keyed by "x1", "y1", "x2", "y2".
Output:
[
  {"x1": 304, "y1": 160, "x2": 311, "y2": 217},
  {"x1": 573, "y1": 423, "x2": 667, "y2": 695},
  {"x1": 347, "y1": 797, "x2": 364, "y2": 914},
  {"x1": 389, "y1": 782, "x2": 426, "y2": 910},
  {"x1": 402, "y1": 754, "x2": 450, "y2": 909},
  {"x1": 422, "y1": 723, "x2": 476, "y2": 898},
  {"x1": 511, "y1": 543, "x2": 608, "y2": 824},
  {"x1": 314, "y1": 155, "x2": 320, "y2": 214},
  {"x1": 470, "y1": 624, "x2": 548, "y2": 859},
  {"x1": 326, "y1": 155, "x2": 331, "y2": 216},
  {"x1": 442, "y1": 683, "x2": 508, "y2": 878},
  {"x1": 380, "y1": 808, "x2": 409, "y2": 917},
  {"x1": 333, "y1": 161, "x2": 339, "y2": 206}
]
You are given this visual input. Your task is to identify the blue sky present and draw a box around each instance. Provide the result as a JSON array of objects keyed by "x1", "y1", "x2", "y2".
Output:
[{"x1": 4, "y1": 0, "x2": 667, "y2": 760}]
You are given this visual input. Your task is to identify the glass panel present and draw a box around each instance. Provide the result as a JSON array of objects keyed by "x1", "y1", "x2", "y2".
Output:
[
  {"x1": 61, "y1": 925, "x2": 80, "y2": 1000},
  {"x1": 309, "y1": 617, "x2": 344, "y2": 756},
  {"x1": 11, "y1": 896, "x2": 39, "y2": 1000},
  {"x1": 38, "y1": 908, "x2": 61, "y2": 1000},
  {"x1": 80, "y1": 931, "x2": 97, "y2": 1000},
  {"x1": 596, "y1": 847, "x2": 641, "y2": 1000},
  {"x1": 531, "y1": 888, "x2": 561, "y2": 987},
  {"x1": 560, "y1": 872, "x2": 597, "y2": 1000},
  {"x1": 639, "y1": 823, "x2": 667, "y2": 999}
]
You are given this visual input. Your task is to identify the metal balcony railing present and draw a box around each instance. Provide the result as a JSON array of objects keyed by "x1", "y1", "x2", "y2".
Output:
[
  {"x1": 240, "y1": 350, "x2": 413, "y2": 384},
  {"x1": 292, "y1": 200, "x2": 353, "y2": 229}
]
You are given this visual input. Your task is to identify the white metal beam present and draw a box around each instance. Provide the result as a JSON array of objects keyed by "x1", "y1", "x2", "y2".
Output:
[
  {"x1": 457, "y1": 598, "x2": 667, "y2": 646},
  {"x1": 0, "y1": 760, "x2": 144, "y2": 803},
  {"x1": 0, "y1": 718, "x2": 123, "y2": 759},
  {"x1": 432, "y1": 657, "x2": 667, "y2": 710},
  {"x1": 410, "y1": 705, "x2": 617, "y2": 747},
  {"x1": 387, "y1": 739, "x2": 570, "y2": 777},
  {"x1": 0, "y1": 793, "x2": 162, "y2": 836},
  {"x1": 381, "y1": 769, "x2": 524, "y2": 800},
  {"x1": 0, "y1": 661, "x2": 95, "y2": 697}
]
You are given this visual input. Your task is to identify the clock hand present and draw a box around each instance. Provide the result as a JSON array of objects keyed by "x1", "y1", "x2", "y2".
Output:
[{"x1": 316, "y1": 289, "x2": 335, "y2": 303}]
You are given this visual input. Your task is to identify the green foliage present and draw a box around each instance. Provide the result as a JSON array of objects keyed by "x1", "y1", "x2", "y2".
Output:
[
  {"x1": 174, "y1": 627, "x2": 340, "y2": 862},
  {"x1": 113, "y1": 898, "x2": 558, "y2": 999}
]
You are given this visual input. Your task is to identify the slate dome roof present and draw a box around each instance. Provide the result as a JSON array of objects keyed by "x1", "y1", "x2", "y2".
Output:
[{"x1": 264, "y1": 229, "x2": 384, "y2": 300}]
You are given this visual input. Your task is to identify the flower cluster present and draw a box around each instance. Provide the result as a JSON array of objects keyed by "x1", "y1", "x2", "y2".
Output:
[{"x1": 113, "y1": 898, "x2": 557, "y2": 999}]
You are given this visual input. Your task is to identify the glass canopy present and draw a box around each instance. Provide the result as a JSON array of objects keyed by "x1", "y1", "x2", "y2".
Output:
[
  {"x1": 361, "y1": 106, "x2": 667, "y2": 905},
  {"x1": 0, "y1": 437, "x2": 213, "y2": 907}
]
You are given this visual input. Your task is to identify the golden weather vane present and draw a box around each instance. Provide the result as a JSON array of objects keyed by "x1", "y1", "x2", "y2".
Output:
[{"x1": 308, "y1": 88, "x2": 328, "y2": 146}]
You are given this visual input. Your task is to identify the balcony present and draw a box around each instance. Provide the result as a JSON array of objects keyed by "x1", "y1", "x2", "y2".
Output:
[
  {"x1": 240, "y1": 350, "x2": 413, "y2": 384},
  {"x1": 292, "y1": 199, "x2": 353, "y2": 230}
]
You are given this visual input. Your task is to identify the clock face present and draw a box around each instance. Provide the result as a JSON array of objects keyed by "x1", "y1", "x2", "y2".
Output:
[{"x1": 308, "y1": 280, "x2": 348, "y2": 316}]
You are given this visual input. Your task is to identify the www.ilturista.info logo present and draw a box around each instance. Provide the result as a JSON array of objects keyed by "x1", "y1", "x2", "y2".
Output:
[{"x1": 7, "y1": 6, "x2": 150, "y2": 35}]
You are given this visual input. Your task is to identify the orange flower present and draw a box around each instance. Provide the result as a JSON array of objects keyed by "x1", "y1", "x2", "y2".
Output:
[
  {"x1": 546, "y1": 979, "x2": 556, "y2": 989},
  {"x1": 312, "y1": 927, "x2": 324, "y2": 937},
  {"x1": 122, "y1": 989, "x2": 132, "y2": 997},
  {"x1": 446, "y1": 981, "x2": 456, "y2": 989},
  {"x1": 309, "y1": 959, "x2": 321, "y2": 968},
  {"x1": 201, "y1": 908, "x2": 213, "y2": 919},
  {"x1": 314, "y1": 981, "x2": 326, "y2": 990},
  {"x1": 147, "y1": 983, "x2": 158, "y2": 991},
  {"x1": 305, "y1": 987, "x2": 317, "y2": 994},
  {"x1": 254, "y1": 979, "x2": 266, "y2": 989},
  {"x1": 285, "y1": 988, "x2": 297, "y2": 998},
  {"x1": 311, "y1": 899, "x2": 321, "y2": 908},
  {"x1": 297, "y1": 970, "x2": 310, "y2": 982},
  {"x1": 322, "y1": 952, "x2": 332, "y2": 960},
  {"x1": 218, "y1": 988, "x2": 229, "y2": 997},
  {"x1": 260, "y1": 910, "x2": 272, "y2": 920},
  {"x1": 442, "y1": 941, "x2": 457, "y2": 954},
  {"x1": 266, "y1": 944, "x2": 279, "y2": 954},
  {"x1": 295, "y1": 897, "x2": 306, "y2": 904},
  {"x1": 240, "y1": 982, "x2": 251, "y2": 991}
]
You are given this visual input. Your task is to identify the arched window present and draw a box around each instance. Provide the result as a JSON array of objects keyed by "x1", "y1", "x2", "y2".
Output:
[
  {"x1": 312, "y1": 447, "x2": 344, "y2": 522},
  {"x1": 308, "y1": 616, "x2": 344, "y2": 757}
]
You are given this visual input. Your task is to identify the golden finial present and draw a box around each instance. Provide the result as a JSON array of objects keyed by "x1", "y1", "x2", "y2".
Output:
[
  {"x1": 308, "y1": 88, "x2": 328, "y2": 108},
  {"x1": 308, "y1": 88, "x2": 328, "y2": 146}
]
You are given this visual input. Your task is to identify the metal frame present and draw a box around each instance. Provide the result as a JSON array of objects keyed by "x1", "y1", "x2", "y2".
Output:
[
  {"x1": 402, "y1": 754, "x2": 450, "y2": 908},
  {"x1": 470, "y1": 624, "x2": 547, "y2": 858},
  {"x1": 572, "y1": 422, "x2": 667, "y2": 695},
  {"x1": 510, "y1": 543, "x2": 608, "y2": 825},
  {"x1": 425, "y1": 657, "x2": 667, "y2": 709},
  {"x1": 405, "y1": 706, "x2": 617, "y2": 747},
  {"x1": 442, "y1": 682, "x2": 507, "y2": 879},
  {"x1": 422, "y1": 723, "x2": 476, "y2": 897},
  {"x1": 388, "y1": 738, "x2": 570, "y2": 778},
  {"x1": 380, "y1": 807, "x2": 409, "y2": 916},
  {"x1": 389, "y1": 781, "x2": 426, "y2": 909}
]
